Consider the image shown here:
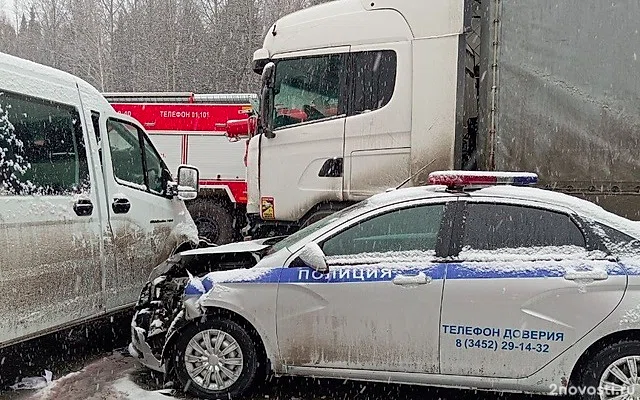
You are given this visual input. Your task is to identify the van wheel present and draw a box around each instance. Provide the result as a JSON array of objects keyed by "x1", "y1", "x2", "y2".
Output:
[
  {"x1": 172, "y1": 319, "x2": 259, "y2": 399},
  {"x1": 188, "y1": 200, "x2": 235, "y2": 245},
  {"x1": 579, "y1": 340, "x2": 640, "y2": 399}
]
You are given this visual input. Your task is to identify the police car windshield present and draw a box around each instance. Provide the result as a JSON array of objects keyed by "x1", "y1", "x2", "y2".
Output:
[{"x1": 266, "y1": 200, "x2": 373, "y2": 255}]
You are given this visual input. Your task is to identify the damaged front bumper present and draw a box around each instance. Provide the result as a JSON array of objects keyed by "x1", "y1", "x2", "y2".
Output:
[
  {"x1": 127, "y1": 274, "x2": 190, "y2": 374},
  {"x1": 129, "y1": 315, "x2": 165, "y2": 373}
]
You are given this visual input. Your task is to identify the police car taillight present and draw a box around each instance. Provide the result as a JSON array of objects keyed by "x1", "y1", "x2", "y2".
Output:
[{"x1": 428, "y1": 171, "x2": 538, "y2": 189}]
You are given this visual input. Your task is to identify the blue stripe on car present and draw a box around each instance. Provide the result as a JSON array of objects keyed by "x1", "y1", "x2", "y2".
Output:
[{"x1": 184, "y1": 262, "x2": 630, "y2": 294}]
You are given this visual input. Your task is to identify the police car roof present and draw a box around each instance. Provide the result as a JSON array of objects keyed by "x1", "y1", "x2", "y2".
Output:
[{"x1": 371, "y1": 184, "x2": 640, "y2": 239}]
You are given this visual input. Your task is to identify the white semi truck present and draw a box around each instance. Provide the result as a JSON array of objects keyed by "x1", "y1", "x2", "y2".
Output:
[{"x1": 229, "y1": 0, "x2": 640, "y2": 238}]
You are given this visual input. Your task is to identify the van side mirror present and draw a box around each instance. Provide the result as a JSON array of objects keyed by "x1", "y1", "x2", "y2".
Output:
[
  {"x1": 298, "y1": 242, "x2": 328, "y2": 273},
  {"x1": 176, "y1": 165, "x2": 199, "y2": 200}
]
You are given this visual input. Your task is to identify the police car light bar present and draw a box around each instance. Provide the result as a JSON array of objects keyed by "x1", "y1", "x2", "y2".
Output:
[{"x1": 428, "y1": 171, "x2": 538, "y2": 188}]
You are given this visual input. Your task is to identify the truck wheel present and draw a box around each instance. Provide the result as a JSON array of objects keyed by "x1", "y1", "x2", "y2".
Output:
[
  {"x1": 171, "y1": 319, "x2": 260, "y2": 399},
  {"x1": 188, "y1": 200, "x2": 235, "y2": 245},
  {"x1": 579, "y1": 340, "x2": 640, "y2": 399}
]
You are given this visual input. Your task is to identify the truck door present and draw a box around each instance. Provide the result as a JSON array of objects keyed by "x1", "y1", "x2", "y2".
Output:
[
  {"x1": 258, "y1": 46, "x2": 349, "y2": 223},
  {"x1": 97, "y1": 114, "x2": 180, "y2": 311},
  {"x1": 0, "y1": 83, "x2": 104, "y2": 344},
  {"x1": 343, "y1": 41, "x2": 412, "y2": 200}
]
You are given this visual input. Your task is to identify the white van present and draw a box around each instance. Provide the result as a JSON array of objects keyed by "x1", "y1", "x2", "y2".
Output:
[{"x1": 0, "y1": 52, "x2": 201, "y2": 348}]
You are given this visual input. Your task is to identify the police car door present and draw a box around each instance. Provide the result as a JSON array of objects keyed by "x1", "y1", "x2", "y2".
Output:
[
  {"x1": 439, "y1": 200, "x2": 625, "y2": 378},
  {"x1": 277, "y1": 199, "x2": 455, "y2": 374}
]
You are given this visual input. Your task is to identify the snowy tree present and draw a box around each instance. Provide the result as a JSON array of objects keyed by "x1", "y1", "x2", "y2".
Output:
[
  {"x1": 0, "y1": 97, "x2": 34, "y2": 195},
  {"x1": 0, "y1": 15, "x2": 17, "y2": 55},
  {"x1": 0, "y1": 0, "x2": 332, "y2": 92}
]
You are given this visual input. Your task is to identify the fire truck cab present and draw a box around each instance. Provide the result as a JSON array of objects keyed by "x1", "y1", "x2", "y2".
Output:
[{"x1": 104, "y1": 92, "x2": 257, "y2": 244}]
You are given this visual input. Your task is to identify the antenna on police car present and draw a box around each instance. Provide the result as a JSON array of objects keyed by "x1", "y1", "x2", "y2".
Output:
[{"x1": 394, "y1": 158, "x2": 437, "y2": 190}]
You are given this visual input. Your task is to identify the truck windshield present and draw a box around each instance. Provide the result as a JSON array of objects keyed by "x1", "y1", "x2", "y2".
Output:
[{"x1": 271, "y1": 54, "x2": 343, "y2": 129}]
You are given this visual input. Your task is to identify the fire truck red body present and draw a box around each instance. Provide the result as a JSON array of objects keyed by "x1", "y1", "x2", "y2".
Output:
[{"x1": 103, "y1": 92, "x2": 257, "y2": 244}]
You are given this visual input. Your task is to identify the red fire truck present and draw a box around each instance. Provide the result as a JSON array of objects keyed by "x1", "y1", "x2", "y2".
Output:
[{"x1": 103, "y1": 92, "x2": 257, "y2": 245}]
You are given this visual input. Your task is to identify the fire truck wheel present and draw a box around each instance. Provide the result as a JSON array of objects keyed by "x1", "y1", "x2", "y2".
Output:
[{"x1": 188, "y1": 200, "x2": 235, "y2": 245}]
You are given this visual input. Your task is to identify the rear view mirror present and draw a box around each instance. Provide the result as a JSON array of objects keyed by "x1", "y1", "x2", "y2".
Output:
[
  {"x1": 260, "y1": 62, "x2": 276, "y2": 139},
  {"x1": 299, "y1": 242, "x2": 328, "y2": 273},
  {"x1": 176, "y1": 165, "x2": 199, "y2": 200}
]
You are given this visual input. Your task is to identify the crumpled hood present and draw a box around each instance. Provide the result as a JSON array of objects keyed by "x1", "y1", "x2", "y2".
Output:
[
  {"x1": 179, "y1": 237, "x2": 276, "y2": 256},
  {"x1": 147, "y1": 236, "x2": 285, "y2": 281}
]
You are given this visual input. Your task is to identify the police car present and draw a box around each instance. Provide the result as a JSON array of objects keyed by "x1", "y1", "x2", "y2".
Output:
[{"x1": 129, "y1": 171, "x2": 640, "y2": 400}]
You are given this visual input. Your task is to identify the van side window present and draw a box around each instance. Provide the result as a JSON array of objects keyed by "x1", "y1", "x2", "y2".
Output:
[
  {"x1": 106, "y1": 118, "x2": 168, "y2": 195},
  {"x1": 0, "y1": 90, "x2": 90, "y2": 196},
  {"x1": 107, "y1": 119, "x2": 146, "y2": 189},
  {"x1": 91, "y1": 111, "x2": 102, "y2": 167},
  {"x1": 91, "y1": 111, "x2": 101, "y2": 143},
  {"x1": 349, "y1": 50, "x2": 397, "y2": 115}
]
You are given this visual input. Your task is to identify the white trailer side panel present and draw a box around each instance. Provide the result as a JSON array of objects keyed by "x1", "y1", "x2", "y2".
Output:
[
  {"x1": 187, "y1": 135, "x2": 246, "y2": 180},
  {"x1": 147, "y1": 134, "x2": 183, "y2": 176}
]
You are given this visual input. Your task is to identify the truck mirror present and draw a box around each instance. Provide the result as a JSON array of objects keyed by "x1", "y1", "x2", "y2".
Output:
[
  {"x1": 176, "y1": 165, "x2": 199, "y2": 200},
  {"x1": 262, "y1": 62, "x2": 275, "y2": 88},
  {"x1": 260, "y1": 62, "x2": 276, "y2": 139}
]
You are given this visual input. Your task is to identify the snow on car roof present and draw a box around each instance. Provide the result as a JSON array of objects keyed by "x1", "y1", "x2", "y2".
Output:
[
  {"x1": 1, "y1": 51, "x2": 78, "y2": 86},
  {"x1": 473, "y1": 185, "x2": 640, "y2": 238},
  {"x1": 370, "y1": 184, "x2": 640, "y2": 239},
  {"x1": 0, "y1": 52, "x2": 113, "y2": 112}
]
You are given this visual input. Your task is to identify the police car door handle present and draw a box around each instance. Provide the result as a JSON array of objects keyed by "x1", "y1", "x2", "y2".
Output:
[
  {"x1": 392, "y1": 272, "x2": 431, "y2": 286},
  {"x1": 564, "y1": 270, "x2": 609, "y2": 281}
]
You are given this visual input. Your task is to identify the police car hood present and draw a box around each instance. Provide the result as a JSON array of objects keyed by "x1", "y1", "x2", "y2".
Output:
[
  {"x1": 148, "y1": 237, "x2": 285, "y2": 281},
  {"x1": 181, "y1": 238, "x2": 277, "y2": 256}
]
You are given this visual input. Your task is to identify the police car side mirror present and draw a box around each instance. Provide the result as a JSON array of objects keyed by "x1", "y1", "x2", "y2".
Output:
[{"x1": 299, "y1": 242, "x2": 329, "y2": 273}]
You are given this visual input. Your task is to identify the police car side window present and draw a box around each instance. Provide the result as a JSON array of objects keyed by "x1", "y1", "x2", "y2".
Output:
[
  {"x1": 462, "y1": 203, "x2": 586, "y2": 251},
  {"x1": 321, "y1": 204, "x2": 445, "y2": 257},
  {"x1": 0, "y1": 90, "x2": 90, "y2": 196}
]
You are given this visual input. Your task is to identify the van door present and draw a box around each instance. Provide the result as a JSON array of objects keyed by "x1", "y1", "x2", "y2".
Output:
[
  {"x1": 258, "y1": 46, "x2": 349, "y2": 223},
  {"x1": 343, "y1": 41, "x2": 412, "y2": 200},
  {"x1": 0, "y1": 84, "x2": 104, "y2": 345},
  {"x1": 96, "y1": 114, "x2": 181, "y2": 311}
]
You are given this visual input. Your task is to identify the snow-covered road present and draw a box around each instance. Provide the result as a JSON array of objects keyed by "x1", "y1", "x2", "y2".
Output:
[{"x1": 1, "y1": 352, "x2": 546, "y2": 400}]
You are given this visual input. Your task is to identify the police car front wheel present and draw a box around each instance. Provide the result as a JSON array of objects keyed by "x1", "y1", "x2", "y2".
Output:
[
  {"x1": 580, "y1": 340, "x2": 640, "y2": 400},
  {"x1": 171, "y1": 318, "x2": 260, "y2": 399}
]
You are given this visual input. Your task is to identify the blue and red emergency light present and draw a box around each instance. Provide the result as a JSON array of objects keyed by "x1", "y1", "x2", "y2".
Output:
[{"x1": 428, "y1": 171, "x2": 538, "y2": 188}]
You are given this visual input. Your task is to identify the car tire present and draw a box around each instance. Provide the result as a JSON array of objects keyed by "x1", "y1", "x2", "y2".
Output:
[
  {"x1": 171, "y1": 318, "x2": 260, "y2": 399},
  {"x1": 188, "y1": 200, "x2": 235, "y2": 245},
  {"x1": 579, "y1": 340, "x2": 640, "y2": 400}
]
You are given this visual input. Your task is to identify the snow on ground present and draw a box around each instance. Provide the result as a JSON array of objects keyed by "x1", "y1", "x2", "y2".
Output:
[
  {"x1": 1, "y1": 352, "x2": 548, "y2": 400},
  {"x1": 4, "y1": 353, "x2": 173, "y2": 400}
]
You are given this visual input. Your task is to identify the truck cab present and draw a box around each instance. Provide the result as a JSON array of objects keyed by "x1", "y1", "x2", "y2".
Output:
[{"x1": 242, "y1": 0, "x2": 470, "y2": 238}]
